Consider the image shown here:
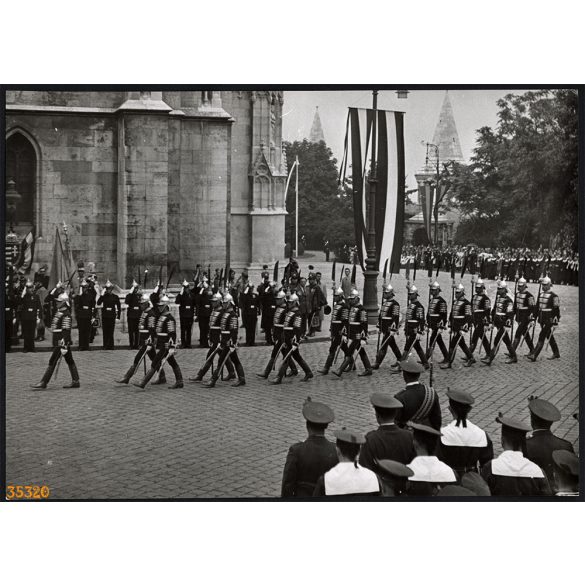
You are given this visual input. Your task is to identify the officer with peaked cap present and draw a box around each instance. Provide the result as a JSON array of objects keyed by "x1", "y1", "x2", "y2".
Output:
[
  {"x1": 406, "y1": 422, "x2": 457, "y2": 496},
  {"x1": 176, "y1": 278, "x2": 196, "y2": 348},
  {"x1": 374, "y1": 283, "x2": 403, "y2": 370},
  {"x1": 375, "y1": 459, "x2": 413, "y2": 497},
  {"x1": 97, "y1": 280, "x2": 121, "y2": 349},
  {"x1": 527, "y1": 275, "x2": 561, "y2": 361},
  {"x1": 31, "y1": 292, "x2": 80, "y2": 390},
  {"x1": 313, "y1": 428, "x2": 380, "y2": 497},
  {"x1": 481, "y1": 413, "x2": 551, "y2": 496},
  {"x1": 281, "y1": 397, "x2": 338, "y2": 498},
  {"x1": 435, "y1": 388, "x2": 493, "y2": 475},
  {"x1": 394, "y1": 354, "x2": 442, "y2": 431},
  {"x1": 552, "y1": 450, "x2": 579, "y2": 496},
  {"x1": 359, "y1": 393, "x2": 415, "y2": 471},
  {"x1": 525, "y1": 396, "x2": 574, "y2": 492}
]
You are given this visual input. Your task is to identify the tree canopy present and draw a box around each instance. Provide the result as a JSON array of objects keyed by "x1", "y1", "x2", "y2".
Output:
[{"x1": 448, "y1": 89, "x2": 578, "y2": 250}]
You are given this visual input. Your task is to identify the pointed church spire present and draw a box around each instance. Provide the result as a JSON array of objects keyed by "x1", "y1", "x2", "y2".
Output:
[
  {"x1": 309, "y1": 106, "x2": 325, "y2": 143},
  {"x1": 431, "y1": 91, "x2": 464, "y2": 164}
]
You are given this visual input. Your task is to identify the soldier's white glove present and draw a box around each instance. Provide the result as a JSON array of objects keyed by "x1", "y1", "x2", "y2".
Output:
[
  {"x1": 60, "y1": 347, "x2": 68, "y2": 356},
  {"x1": 168, "y1": 347, "x2": 176, "y2": 356}
]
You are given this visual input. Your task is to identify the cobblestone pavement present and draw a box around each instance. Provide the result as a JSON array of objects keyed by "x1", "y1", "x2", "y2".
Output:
[{"x1": 5, "y1": 259, "x2": 580, "y2": 499}]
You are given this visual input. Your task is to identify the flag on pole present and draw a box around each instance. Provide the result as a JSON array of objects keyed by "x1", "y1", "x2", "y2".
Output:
[
  {"x1": 48, "y1": 226, "x2": 75, "y2": 289},
  {"x1": 15, "y1": 226, "x2": 36, "y2": 273},
  {"x1": 340, "y1": 107, "x2": 405, "y2": 272},
  {"x1": 419, "y1": 182, "x2": 434, "y2": 242}
]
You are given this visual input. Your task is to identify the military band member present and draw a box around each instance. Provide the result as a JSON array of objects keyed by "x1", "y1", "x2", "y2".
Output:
[
  {"x1": 31, "y1": 292, "x2": 80, "y2": 389},
  {"x1": 176, "y1": 279, "x2": 196, "y2": 349},
  {"x1": 481, "y1": 413, "x2": 551, "y2": 496},
  {"x1": 116, "y1": 293, "x2": 157, "y2": 384},
  {"x1": 525, "y1": 397, "x2": 574, "y2": 492},
  {"x1": 435, "y1": 389, "x2": 494, "y2": 476},
  {"x1": 527, "y1": 276, "x2": 560, "y2": 361},
  {"x1": 317, "y1": 287, "x2": 350, "y2": 375},
  {"x1": 271, "y1": 293, "x2": 313, "y2": 384},
  {"x1": 281, "y1": 397, "x2": 338, "y2": 498},
  {"x1": 134, "y1": 293, "x2": 183, "y2": 390},
  {"x1": 205, "y1": 293, "x2": 246, "y2": 388},
  {"x1": 373, "y1": 284, "x2": 402, "y2": 370},
  {"x1": 425, "y1": 281, "x2": 450, "y2": 364},
  {"x1": 240, "y1": 283, "x2": 260, "y2": 346},
  {"x1": 469, "y1": 278, "x2": 492, "y2": 357},
  {"x1": 332, "y1": 289, "x2": 372, "y2": 377},
  {"x1": 18, "y1": 280, "x2": 42, "y2": 353},
  {"x1": 97, "y1": 280, "x2": 121, "y2": 350},
  {"x1": 441, "y1": 283, "x2": 474, "y2": 368},
  {"x1": 552, "y1": 450, "x2": 579, "y2": 496},
  {"x1": 359, "y1": 393, "x2": 416, "y2": 470},
  {"x1": 197, "y1": 284, "x2": 213, "y2": 348},
  {"x1": 190, "y1": 292, "x2": 236, "y2": 383},
  {"x1": 406, "y1": 422, "x2": 457, "y2": 497},
  {"x1": 482, "y1": 280, "x2": 516, "y2": 366},
  {"x1": 125, "y1": 280, "x2": 142, "y2": 350},
  {"x1": 313, "y1": 428, "x2": 381, "y2": 497}
]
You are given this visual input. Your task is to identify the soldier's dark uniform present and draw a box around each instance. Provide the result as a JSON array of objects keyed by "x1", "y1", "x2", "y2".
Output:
[
  {"x1": 511, "y1": 279, "x2": 535, "y2": 354},
  {"x1": 317, "y1": 291, "x2": 350, "y2": 374},
  {"x1": 374, "y1": 287, "x2": 402, "y2": 369},
  {"x1": 18, "y1": 285, "x2": 42, "y2": 352},
  {"x1": 425, "y1": 285, "x2": 449, "y2": 364},
  {"x1": 75, "y1": 285, "x2": 95, "y2": 351},
  {"x1": 528, "y1": 278, "x2": 560, "y2": 361},
  {"x1": 240, "y1": 286, "x2": 260, "y2": 346},
  {"x1": 97, "y1": 287, "x2": 121, "y2": 349},
  {"x1": 125, "y1": 288, "x2": 142, "y2": 349},
  {"x1": 258, "y1": 280, "x2": 276, "y2": 344},
  {"x1": 469, "y1": 282, "x2": 492, "y2": 357},
  {"x1": 31, "y1": 298, "x2": 80, "y2": 389},
  {"x1": 175, "y1": 284, "x2": 196, "y2": 349},
  {"x1": 399, "y1": 290, "x2": 428, "y2": 368},
  {"x1": 443, "y1": 285, "x2": 474, "y2": 368},
  {"x1": 197, "y1": 288, "x2": 213, "y2": 348},
  {"x1": 483, "y1": 283, "x2": 516, "y2": 365}
]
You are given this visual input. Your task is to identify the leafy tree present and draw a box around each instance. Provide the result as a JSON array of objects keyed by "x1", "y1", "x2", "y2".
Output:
[{"x1": 449, "y1": 90, "x2": 578, "y2": 249}]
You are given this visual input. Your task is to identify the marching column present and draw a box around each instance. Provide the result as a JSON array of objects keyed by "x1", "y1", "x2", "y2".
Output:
[
  {"x1": 425, "y1": 281, "x2": 450, "y2": 365},
  {"x1": 373, "y1": 284, "x2": 402, "y2": 370},
  {"x1": 317, "y1": 287, "x2": 350, "y2": 375},
  {"x1": 527, "y1": 276, "x2": 561, "y2": 361},
  {"x1": 469, "y1": 278, "x2": 492, "y2": 358},
  {"x1": 482, "y1": 280, "x2": 516, "y2": 366},
  {"x1": 441, "y1": 283, "x2": 474, "y2": 369},
  {"x1": 511, "y1": 277, "x2": 535, "y2": 355}
]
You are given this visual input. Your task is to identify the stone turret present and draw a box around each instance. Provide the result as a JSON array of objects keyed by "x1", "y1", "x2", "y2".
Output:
[{"x1": 309, "y1": 106, "x2": 325, "y2": 143}]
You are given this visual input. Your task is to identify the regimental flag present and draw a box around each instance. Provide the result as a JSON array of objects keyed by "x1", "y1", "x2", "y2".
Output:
[
  {"x1": 48, "y1": 227, "x2": 75, "y2": 290},
  {"x1": 14, "y1": 227, "x2": 36, "y2": 273},
  {"x1": 340, "y1": 107, "x2": 405, "y2": 273},
  {"x1": 419, "y1": 182, "x2": 434, "y2": 243}
]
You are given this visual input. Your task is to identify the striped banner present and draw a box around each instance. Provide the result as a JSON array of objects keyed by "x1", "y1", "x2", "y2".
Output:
[
  {"x1": 419, "y1": 181, "x2": 434, "y2": 242},
  {"x1": 15, "y1": 227, "x2": 36, "y2": 273}
]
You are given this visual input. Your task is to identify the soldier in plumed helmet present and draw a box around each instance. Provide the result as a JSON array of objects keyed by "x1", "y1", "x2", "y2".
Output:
[
  {"x1": 481, "y1": 280, "x2": 516, "y2": 366},
  {"x1": 97, "y1": 280, "x2": 121, "y2": 349},
  {"x1": 425, "y1": 281, "x2": 450, "y2": 365},
  {"x1": 176, "y1": 278, "x2": 196, "y2": 349},
  {"x1": 510, "y1": 276, "x2": 535, "y2": 355},
  {"x1": 317, "y1": 286, "x2": 350, "y2": 375},
  {"x1": 442, "y1": 283, "x2": 474, "y2": 369},
  {"x1": 373, "y1": 283, "x2": 402, "y2": 370},
  {"x1": 31, "y1": 291, "x2": 80, "y2": 390},
  {"x1": 527, "y1": 276, "x2": 561, "y2": 361},
  {"x1": 469, "y1": 278, "x2": 492, "y2": 358}
]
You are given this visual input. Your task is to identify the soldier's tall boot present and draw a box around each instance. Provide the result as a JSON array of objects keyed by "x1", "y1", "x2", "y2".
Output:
[
  {"x1": 168, "y1": 362, "x2": 184, "y2": 389},
  {"x1": 332, "y1": 356, "x2": 351, "y2": 378},
  {"x1": 358, "y1": 349, "x2": 373, "y2": 376},
  {"x1": 133, "y1": 366, "x2": 157, "y2": 390},
  {"x1": 204, "y1": 372, "x2": 219, "y2": 388},
  {"x1": 225, "y1": 359, "x2": 237, "y2": 381},
  {"x1": 256, "y1": 358, "x2": 275, "y2": 379},
  {"x1": 151, "y1": 368, "x2": 167, "y2": 385},
  {"x1": 527, "y1": 341, "x2": 544, "y2": 362},
  {"x1": 116, "y1": 365, "x2": 136, "y2": 384},
  {"x1": 270, "y1": 362, "x2": 286, "y2": 385},
  {"x1": 295, "y1": 355, "x2": 313, "y2": 382},
  {"x1": 31, "y1": 364, "x2": 55, "y2": 390},
  {"x1": 232, "y1": 363, "x2": 246, "y2": 387},
  {"x1": 63, "y1": 362, "x2": 80, "y2": 388},
  {"x1": 317, "y1": 353, "x2": 334, "y2": 375}
]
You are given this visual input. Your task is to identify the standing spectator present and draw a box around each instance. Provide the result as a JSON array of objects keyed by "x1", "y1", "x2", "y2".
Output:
[
  {"x1": 19, "y1": 280, "x2": 42, "y2": 352},
  {"x1": 75, "y1": 280, "x2": 95, "y2": 351},
  {"x1": 316, "y1": 272, "x2": 327, "y2": 332},
  {"x1": 34, "y1": 280, "x2": 48, "y2": 341},
  {"x1": 340, "y1": 267, "x2": 352, "y2": 298},
  {"x1": 97, "y1": 280, "x2": 121, "y2": 349},
  {"x1": 240, "y1": 283, "x2": 260, "y2": 346},
  {"x1": 297, "y1": 276, "x2": 308, "y2": 338}
]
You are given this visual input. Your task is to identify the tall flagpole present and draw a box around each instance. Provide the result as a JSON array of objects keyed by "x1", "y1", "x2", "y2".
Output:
[
  {"x1": 295, "y1": 155, "x2": 299, "y2": 257},
  {"x1": 363, "y1": 90, "x2": 379, "y2": 324}
]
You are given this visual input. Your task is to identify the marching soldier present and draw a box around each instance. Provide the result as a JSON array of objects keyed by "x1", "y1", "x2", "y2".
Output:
[
  {"x1": 125, "y1": 280, "x2": 142, "y2": 349},
  {"x1": 511, "y1": 277, "x2": 535, "y2": 355},
  {"x1": 190, "y1": 292, "x2": 236, "y2": 383},
  {"x1": 204, "y1": 293, "x2": 246, "y2": 388},
  {"x1": 134, "y1": 293, "x2": 183, "y2": 390},
  {"x1": 75, "y1": 280, "x2": 96, "y2": 351},
  {"x1": 240, "y1": 283, "x2": 260, "y2": 346},
  {"x1": 373, "y1": 284, "x2": 402, "y2": 370},
  {"x1": 527, "y1": 276, "x2": 561, "y2": 361},
  {"x1": 482, "y1": 280, "x2": 516, "y2": 366},
  {"x1": 176, "y1": 279, "x2": 196, "y2": 349},
  {"x1": 391, "y1": 285, "x2": 427, "y2": 373},
  {"x1": 281, "y1": 397, "x2": 338, "y2": 498},
  {"x1": 442, "y1": 283, "x2": 474, "y2": 369},
  {"x1": 197, "y1": 283, "x2": 213, "y2": 348},
  {"x1": 97, "y1": 280, "x2": 121, "y2": 349},
  {"x1": 481, "y1": 413, "x2": 551, "y2": 496},
  {"x1": 317, "y1": 287, "x2": 349, "y2": 375},
  {"x1": 31, "y1": 292, "x2": 80, "y2": 389},
  {"x1": 270, "y1": 293, "x2": 313, "y2": 384},
  {"x1": 18, "y1": 280, "x2": 42, "y2": 353},
  {"x1": 44, "y1": 281, "x2": 65, "y2": 343},
  {"x1": 469, "y1": 278, "x2": 492, "y2": 358},
  {"x1": 116, "y1": 293, "x2": 157, "y2": 384},
  {"x1": 332, "y1": 289, "x2": 372, "y2": 378},
  {"x1": 425, "y1": 281, "x2": 450, "y2": 365}
]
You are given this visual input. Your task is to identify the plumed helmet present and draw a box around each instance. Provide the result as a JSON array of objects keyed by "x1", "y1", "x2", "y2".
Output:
[
  {"x1": 57, "y1": 291, "x2": 70, "y2": 304},
  {"x1": 541, "y1": 276, "x2": 552, "y2": 286},
  {"x1": 497, "y1": 280, "x2": 508, "y2": 290},
  {"x1": 25, "y1": 279, "x2": 34, "y2": 288},
  {"x1": 140, "y1": 293, "x2": 150, "y2": 304},
  {"x1": 475, "y1": 278, "x2": 485, "y2": 288},
  {"x1": 105, "y1": 279, "x2": 113, "y2": 288},
  {"x1": 408, "y1": 285, "x2": 419, "y2": 295},
  {"x1": 334, "y1": 286, "x2": 344, "y2": 297},
  {"x1": 201, "y1": 282, "x2": 209, "y2": 290},
  {"x1": 158, "y1": 293, "x2": 170, "y2": 305},
  {"x1": 276, "y1": 290, "x2": 287, "y2": 300},
  {"x1": 182, "y1": 279, "x2": 189, "y2": 287},
  {"x1": 455, "y1": 283, "x2": 465, "y2": 293},
  {"x1": 288, "y1": 293, "x2": 299, "y2": 304},
  {"x1": 349, "y1": 288, "x2": 359, "y2": 298},
  {"x1": 130, "y1": 279, "x2": 139, "y2": 290},
  {"x1": 383, "y1": 283, "x2": 394, "y2": 293},
  {"x1": 223, "y1": 293, "x2": 234, "y2": 305},
  {"x1": 430, "y1": 281, "x2": 440, "y2": 290},
  {"x1": 81, "y1": 279, "x2": 89, "y2": 288},
  {"x1": 518, "y1": 277, "x2": 527, "y2": 286},
  {"x1": 212, "y1": 292, "x2": 223, "y2": 302}
]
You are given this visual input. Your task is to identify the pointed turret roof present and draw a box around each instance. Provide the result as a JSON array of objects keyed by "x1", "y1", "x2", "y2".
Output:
[
  {"x1": 431, "y1": 91, "x2": 464, "y2": 164},
  {"x1": 309, "y1": 106, "x2": 325, "y2": 143}
]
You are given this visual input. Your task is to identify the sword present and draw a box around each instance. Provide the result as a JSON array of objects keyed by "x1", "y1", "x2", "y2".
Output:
[
  {"x1": 543, "y1": 324, "x2": 558, "y2": 353},
  {"x1": 215, "y1": 341, "x2": 236, "y2": 379},
  {"x1": 520, "y1": 321, "x2": 536, "y2": 349},
  {"x1": 53, "y1": 349, "x2": 64, "y2": 380},
  {"x1": 155, "y1": 339, "x2": 177, "y2": 376},
  {"x1": 201, "y1": 343, "x2": 222, "y2": 374}
]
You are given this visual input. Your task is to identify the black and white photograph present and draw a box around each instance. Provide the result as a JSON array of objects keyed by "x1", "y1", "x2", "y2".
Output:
[{"x1": 2, "y1": 87, "x2": 580, "y2": 500}]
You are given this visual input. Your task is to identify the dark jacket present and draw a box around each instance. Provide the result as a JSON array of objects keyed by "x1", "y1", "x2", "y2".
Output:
[
  {"x1": 281, "y1": 435, "x2": 338, "y2": 498},
  {"x1": 526, "y1": 429, "x2": 574, "y2": 491},
  {"x1": 394, "y1": 382, "x2": 442, "y2": 430},
  {"x1": 359, "y1": 424, "x2": 416, "y2": 470}
]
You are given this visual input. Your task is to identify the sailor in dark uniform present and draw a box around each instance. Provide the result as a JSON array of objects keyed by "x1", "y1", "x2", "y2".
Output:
[
  {"x1": 313, "y1": 428, "x2": 381, "y2": 497},
  {"x1": 373, "y1": 283, "x2": 402, "y2": 370},
  {"x1": 525, "y1": 396, "x2": 574, "y2": 492},
  {"x1": 435, "y1": 388, "x2": 493, "y2": 476},
  {"x1": 359, "y1": 392, "x2": 416, "y2": 471},
  {"x1": 527, "y1": 276, "x2": 561, "y2": 361},
  {"x1": 375, "y1": 459, "x2": 414, "y2": 497},
  {"x1": 552, "y1": 450, "x2": 579, "y2": 496},
  {"x1": 406, "y1": 422, "x2": 457, "y2": 497},
  {"x1": 394, "y1": 355, "x2": 442, "y2": 431},
  {"x1": 281, "y1": 397, "x2": 338, "y2": 498},
  {"x1": 481, "y1": 413, "x2": 551, "y2": 496}
]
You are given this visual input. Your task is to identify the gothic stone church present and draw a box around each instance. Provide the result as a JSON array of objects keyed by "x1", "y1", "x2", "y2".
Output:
[{"x1": 5, "y1": 90, "x2": 288, "y2": 284}]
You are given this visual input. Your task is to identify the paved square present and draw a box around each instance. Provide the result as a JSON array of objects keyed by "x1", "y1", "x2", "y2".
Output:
[{"x1": 5, "y1": 272, "x2": 579, "y2": 498}]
